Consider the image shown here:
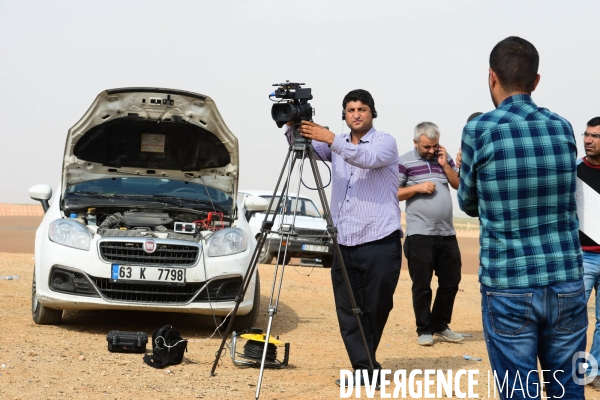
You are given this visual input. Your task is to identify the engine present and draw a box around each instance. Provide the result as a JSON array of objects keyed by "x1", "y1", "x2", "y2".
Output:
[{"x1": 70, "y1": 208, "x2": 230, "y2": 242}]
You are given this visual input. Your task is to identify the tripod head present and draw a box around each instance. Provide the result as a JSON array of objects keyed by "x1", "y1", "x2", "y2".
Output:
[
  {"x1": 288, "y1": 121, "x2": 331, "y2": 156},
  {"x1": 289, "y1": 122, "x2": 311, "y2": 152}
]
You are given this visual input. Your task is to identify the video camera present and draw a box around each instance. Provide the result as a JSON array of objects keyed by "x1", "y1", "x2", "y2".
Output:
[{"x1": 270, "y1": 81, "x2": 313, "y2": 128}]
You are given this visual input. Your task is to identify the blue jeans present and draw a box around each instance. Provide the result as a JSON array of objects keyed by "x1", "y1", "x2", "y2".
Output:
[
  {"x1": 481, "y1": 280, "x2": 587, "y2": 399},
  {"x1": 583, "y1": 251, "x2": 600, "y2": 375}
]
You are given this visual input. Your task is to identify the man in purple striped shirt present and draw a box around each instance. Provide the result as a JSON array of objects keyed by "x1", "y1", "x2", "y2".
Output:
[
  {"x1": 398, "y1": 122, "x2": 463, "y2": 347},
  {"x1": 289, "y1": 89, "x2": 402, "y2": 386}
]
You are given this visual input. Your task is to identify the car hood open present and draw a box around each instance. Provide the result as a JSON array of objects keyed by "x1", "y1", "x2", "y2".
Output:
[{"x1": 62, "y1": 87, "x2": 238, "y2": 197}]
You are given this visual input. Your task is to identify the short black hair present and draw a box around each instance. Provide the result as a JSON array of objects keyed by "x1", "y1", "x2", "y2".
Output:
[
  {"x1": 342, "y1": 89, "x2": 376, "y2": 112},
  {"x1": 588, "y1": 117, "x2": 600, "y2": 127},
  {"x1": 489, "y1": 36, "x2": 539, "y2": 93},
  {"x1": 467, "y1": 112, "x2": 483, "y2": 123}
]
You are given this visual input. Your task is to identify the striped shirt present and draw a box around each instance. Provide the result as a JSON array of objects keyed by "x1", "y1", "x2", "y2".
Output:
[
  {"x1": 398, "y1": 148, "x2": 458, "y2": 236},
  {"x1": 458, "y1": 94, "x2": 582, "y2": 289},
  {"x1": 285, "y1": 126, "x2": 402, "y2": 246}
]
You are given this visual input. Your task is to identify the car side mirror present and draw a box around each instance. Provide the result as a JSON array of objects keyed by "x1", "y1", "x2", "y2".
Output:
[
  {"x1": 29, "y1": 184, "x2": 53, "y2": 213},
  {"x1": 244, "y1": 195, "x2": 269, "y2": 212}
]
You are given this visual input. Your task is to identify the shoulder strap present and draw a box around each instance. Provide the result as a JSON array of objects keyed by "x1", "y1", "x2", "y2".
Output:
[
  {"x1": 153, "y1": 325, "x2": 173, "y2": 347},
  {"x1": 143, "y1": 354, "x2": 165, "y2": 369}
]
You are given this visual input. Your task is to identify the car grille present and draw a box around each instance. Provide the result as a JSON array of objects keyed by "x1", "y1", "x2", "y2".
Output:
[
  {"x1": 90, "y1": 277, "x2": 241, "y2": 304},
  {"x1": 99, "y1": 241, "x2": 199, "y2": 266},
  {"x1": 295, "y1": 228, "x2": 328, "y2": 237},
  {"x1": 294, "y1": 228, "x2": 331, "y2": 244},
  {"x1": 91, "y1": 278, "x2": 202, "y2": 303}
]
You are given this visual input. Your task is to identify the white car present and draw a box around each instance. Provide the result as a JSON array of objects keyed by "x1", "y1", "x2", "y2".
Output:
[
  {"x1": 239, "y1": 190, "x2": 333, "y2": 267},
  {"x1": 28, "y1": 87, "x2": 268, "y2": 331}
]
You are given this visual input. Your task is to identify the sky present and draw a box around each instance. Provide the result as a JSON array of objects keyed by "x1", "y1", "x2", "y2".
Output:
[{"x1": 1, "y1": 1, "x2": 599, "y2": 217}]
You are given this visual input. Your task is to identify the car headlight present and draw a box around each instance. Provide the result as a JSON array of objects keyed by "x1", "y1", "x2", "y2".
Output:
[
  {"x1": 48, "y1": 219, "x2": 93, "y2": 250},
  {"x1": 207, "y1": 228, "x2": 248, "y2": 257}
]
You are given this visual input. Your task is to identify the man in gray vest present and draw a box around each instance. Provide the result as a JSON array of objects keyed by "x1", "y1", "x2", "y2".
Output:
[{"x1": 398, "y1": 122, "x2": 463, "y2": 346}]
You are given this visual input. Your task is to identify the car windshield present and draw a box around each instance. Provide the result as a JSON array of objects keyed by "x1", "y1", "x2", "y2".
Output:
[
  {"x1": 65, "y1": 177, "x2": 233, "y2": 210},
  {"x1": 261, "y1": 196, "x2": 321, "y2": 218}
]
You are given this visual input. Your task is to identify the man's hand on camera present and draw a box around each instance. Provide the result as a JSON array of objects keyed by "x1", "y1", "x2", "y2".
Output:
[
  {"x1": 418, "y1": 182, "x2": 436, "y2": 195},
  {"x1": 299, "y1": 121, "x2": 335, "y2": 146}
]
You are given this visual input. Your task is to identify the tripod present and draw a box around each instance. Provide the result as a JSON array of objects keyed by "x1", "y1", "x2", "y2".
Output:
[{"x1": 210, "y1": 123, "x2": 374, "y2": 399}]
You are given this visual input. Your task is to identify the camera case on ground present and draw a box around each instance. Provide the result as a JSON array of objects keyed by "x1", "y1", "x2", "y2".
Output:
[{"x1": 106, "y1": 330, "x2": 148, "y2": 353}]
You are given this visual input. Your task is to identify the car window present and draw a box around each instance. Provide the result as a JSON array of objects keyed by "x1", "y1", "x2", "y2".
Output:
[
  {"x1": 301, "y1": 199, "x2": 321, "y2": 218},
  {"x1": 260, "y1": 196, "x2": 321, "y2": 218},
  {"x1": 66, "y1": 177, "x2": 232, "y2": 206}
]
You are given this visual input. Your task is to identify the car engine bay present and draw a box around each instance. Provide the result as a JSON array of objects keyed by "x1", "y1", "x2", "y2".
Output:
[{"x1": 67, "y1": 208, "x2": 231, "y2": 242}]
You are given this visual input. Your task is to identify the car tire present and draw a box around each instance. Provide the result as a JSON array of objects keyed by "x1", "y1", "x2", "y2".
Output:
[
  {"x1": 32, "y1": 270, "x2": 63, "y2": 325},
  {"x1": 256, "y1": 235, "x2": 274, "y2": 264},
  {"x1": 257, "y1": 245, "x2": 273, "y2": 265},
  {"x1": 321, "y1": 256, "x2": 334, "y2": 268},
  {"x1": 227, "y1": 271, "x2": 261, "y2": 334}
]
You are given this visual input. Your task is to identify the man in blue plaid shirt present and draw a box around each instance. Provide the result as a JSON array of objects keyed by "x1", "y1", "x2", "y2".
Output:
[{"x1": 458, "y1": 36, "x2": 586, "y2": 398}]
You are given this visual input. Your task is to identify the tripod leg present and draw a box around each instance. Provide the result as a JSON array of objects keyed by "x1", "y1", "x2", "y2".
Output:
[
  {"x1": 255, "y1": 302, "x2": 276, "y2": 398},
  {"x1": 210, "y1": 147, "x2": 297, "y2": 376},
  {"x1": 306, "y1": 146, "x2": 375, "y2": 373},
  {"x1": 256, "y1": 145, "x2": 310, "y2": 398},
  {"x1": 209, "y1": 241, "x2": 262, "y2": 375}
]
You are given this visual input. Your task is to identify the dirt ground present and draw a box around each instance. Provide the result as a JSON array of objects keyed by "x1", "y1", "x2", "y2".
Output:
[
  {"x1": 0, "y1": 217, "x2": 598, "y2": 399},
  {"x1": 0, "y1": 216, "x2": 42, "y2": 254}
]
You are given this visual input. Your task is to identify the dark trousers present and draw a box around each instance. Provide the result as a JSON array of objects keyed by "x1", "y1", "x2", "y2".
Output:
[
  {"x1": 331, "y1": 230, "x2": 401, "y2": 372},
  {"x1": 403, "y1": 234, "x2": 461, "y2": 336}
]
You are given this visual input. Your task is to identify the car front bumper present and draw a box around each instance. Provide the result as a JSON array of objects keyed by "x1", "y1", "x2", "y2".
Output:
[
  {"x1": 34, "y1": 235, "x2": 257, "y2": 317},
  {"x1": 264, "y1": 236, "x2": 333, "y2": 259}
]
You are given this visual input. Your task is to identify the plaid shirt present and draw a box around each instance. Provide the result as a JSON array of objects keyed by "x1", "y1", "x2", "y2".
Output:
[{"x1": 458, "y1": 94, "x2": 582, "y2": 289}]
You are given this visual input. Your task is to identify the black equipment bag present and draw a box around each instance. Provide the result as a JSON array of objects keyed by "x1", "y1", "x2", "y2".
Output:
[
  {"x1": 143, "y1": 325, "x2": 188, "y2": 369},
  {"x1": 106, "y1": 331, "x2": 148, "y2": 353}
]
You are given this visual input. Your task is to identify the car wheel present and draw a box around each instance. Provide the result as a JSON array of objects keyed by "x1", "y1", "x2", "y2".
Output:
[
  {"x1": 257, "y1": 244, "x2": 274, "y2": 265},
  {"x1": 225, "y1": 271, "x2": 261, "y2": 334},
  {"x1": 320, "y1": 256, "x2": 334, "y2": 268},
  {"x1": 32, "y1": 270, "x2": 63, "y2": 325}
]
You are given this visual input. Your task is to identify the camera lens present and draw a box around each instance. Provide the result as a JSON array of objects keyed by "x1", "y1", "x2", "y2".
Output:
[{"x1": 271, "y1": 103, "x2": 299, "y2": 122}]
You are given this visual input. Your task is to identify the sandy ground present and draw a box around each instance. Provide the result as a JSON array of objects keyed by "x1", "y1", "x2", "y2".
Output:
[
  {"x1": 0, "y1": 217, "x2": 598, "y2": 399},
  {"x1": 0, "y1": 216, "x2": 42, "y2": 254}
]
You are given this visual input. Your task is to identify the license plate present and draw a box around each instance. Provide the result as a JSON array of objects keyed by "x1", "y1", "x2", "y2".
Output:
[
  {"x1": 301, "y1": 244, "x2": 329, "y2": 253},
  {"x1": 111, "y1": 264, "x2": 186, "y2": 284}
]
